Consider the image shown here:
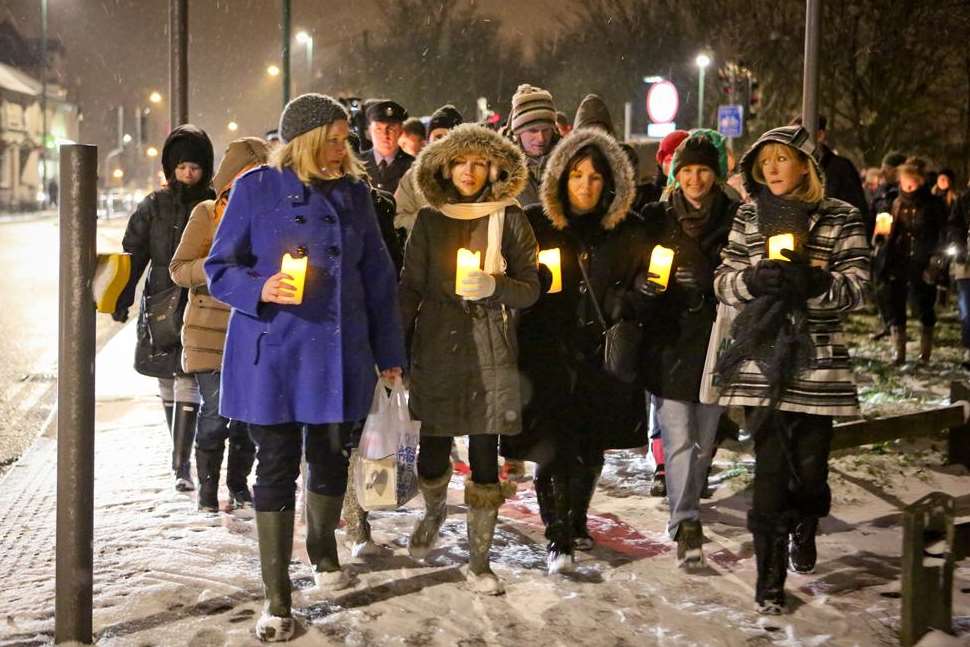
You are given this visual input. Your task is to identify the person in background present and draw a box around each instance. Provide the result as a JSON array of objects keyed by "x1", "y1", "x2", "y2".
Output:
[
  {"x1": 555, "y1": 110, "x2": 573, "y2": 138},
  {"x1": 506, "y1": 83, "x2": 560, "y2": 206},
  {"x1": 399, "y1": 116, "x2": 427, "y2": 158},
  {"x1": 205, "y1": 94, "x2": 404, "y2": 641},
  {"x1": 170, "y1": 136, "x2": 269, "y2": 512},
  {"x1": 934, "y1": 169, "x2": 959, "y2": 210},
  {"x1": 114, "y1": 124, "x2": 215, "y2": 493},
  {"x1": 572, "y1": 94, "x2": 614, "y2": 134},
  {"x1": 947, "y1": 179, "x2": 970, "y2": 368},
  {"x1": 363, "y1": 99, "x2": 414, "y2": 193},
  {"x1": 869, "y1": 151, "x2": 907, "y2": 341}
]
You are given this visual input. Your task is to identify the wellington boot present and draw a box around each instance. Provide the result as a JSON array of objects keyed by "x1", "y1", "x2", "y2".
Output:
[
  {"x1": 891, "y1": 326, "x2": 907, "y2": 366},
  {"x1": 171, "y1": 402, "x2": 199, "y2": 492},
  {"x1": 195, "y1": 447, "x2": 222, "y2": 512},
  {"x1": 305, "y1": 491, "x2": 351, "y2": 592},
  {"x1": 254, "y1": 511, "x2": 296, "y2": 641}
]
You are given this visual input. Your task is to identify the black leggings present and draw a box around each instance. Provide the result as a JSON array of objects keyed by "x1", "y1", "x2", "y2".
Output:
[
  {"x1": 887, "y1": 275, "x2": 936, "y2": 328},
  {"x1": 417, "y1": 435, "x2": 498, "y2": 484}
]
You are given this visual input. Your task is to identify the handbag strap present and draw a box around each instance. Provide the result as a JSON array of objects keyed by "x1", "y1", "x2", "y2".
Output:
[{"x1": 575, "y1": 246, "x2": 610, "y2": 334}]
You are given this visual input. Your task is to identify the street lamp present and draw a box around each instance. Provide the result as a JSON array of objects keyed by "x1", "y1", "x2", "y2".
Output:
[
  {"x1": 295, "y1": 30, "x2": 314, "y2": 86},
  {"x1": 112, "y1": 169, "x2": 124, "y2": 180},
  {"x1": 227, "y1": 121, "x2": 239, "y2": 132},
  {"x1": 149, "y1": 91, "x2": 162, "y2": 104},
  {"x1": 146, "y1": 146, "x2": 158, "y2": 158},
  {"x1": 266, "y1": 64, "x2": 280, "y2": 77},
  {"x1": 695, "y1": 53, "x2": 712, "y2": 129}
]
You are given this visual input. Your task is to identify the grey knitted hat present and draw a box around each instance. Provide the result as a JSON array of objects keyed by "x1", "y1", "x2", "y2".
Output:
[{"x1": 278, "y1": 93, "x2": 349, "y2": 143}]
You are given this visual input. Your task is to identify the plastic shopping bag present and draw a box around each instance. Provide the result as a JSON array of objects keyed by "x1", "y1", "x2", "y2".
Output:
[
  {"x1": 354, "y1": 378, "x2": 421, "y2": 511},
  {"x1": 699, "y1": 302, "x2": 738, "y2": 405}
]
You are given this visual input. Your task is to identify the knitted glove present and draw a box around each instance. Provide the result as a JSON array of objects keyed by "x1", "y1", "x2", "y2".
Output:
[
  {"x1": 460, "y1": 270, "x2": 497, "y2": 300},
  {"x1": 778, "y1": 249, "x2": 832, "y2": 299},
  {"x1": 741, "y1": 261, "x2": 784, "y2": 297}
]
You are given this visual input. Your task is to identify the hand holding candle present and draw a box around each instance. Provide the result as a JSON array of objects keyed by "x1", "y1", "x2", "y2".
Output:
[
  {"x1": 537, "y1": 248, "x2": 563, "y2": 294},
  {"x1": 767, "y1": 234, "x2": 795, "y2": 261},
  {"x1": 647, "y1": 245, "x2": 675, "y2": 291},
  {"x1": 455, "y1": 248, "x2": 482, "y2": 297}
]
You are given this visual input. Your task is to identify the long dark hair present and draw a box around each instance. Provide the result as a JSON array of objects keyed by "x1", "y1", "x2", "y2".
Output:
[{"x1": 558, "y1": 144, "x2": 615, "y2": 217}]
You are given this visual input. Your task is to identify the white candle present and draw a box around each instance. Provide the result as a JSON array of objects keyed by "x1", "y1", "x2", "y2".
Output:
[
  {"x1": 455, "y1": 248, "x2": 481, "y2": 296},
  {"x1": 647, "y1": 245, "x2": 675, "y2": 290},
  {"x1": 538, "y1": 248, "x2": 563, "y2": 294},
  {"x1": 767, "y1": 234, "x2": 795, "y2": 261},
  {"x1": 281, "y1": 252, "x2": 308, "y2": 304}
]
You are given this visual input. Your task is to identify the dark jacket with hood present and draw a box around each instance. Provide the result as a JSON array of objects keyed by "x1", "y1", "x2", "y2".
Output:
[
  {"x1": 501, "y1": 128, "x2": 650, "y2": 462},
  {"x1": 400, "y1": 124, "x2": 540, "y2": 438},
  {"x1": 117, "y1": 124, "x2": 215, "y2": 378},
  {"x1": 876, "y1": 182, "x2": 947, "y2": 281},
  {"x1": 639, "y1": 187, "x2": 740, "y2": 402},
  {"x1": 818, "y1": 143, "x2": 868, "y2": 218}
]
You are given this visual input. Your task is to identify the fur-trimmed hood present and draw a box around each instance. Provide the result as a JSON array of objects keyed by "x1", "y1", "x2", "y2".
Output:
[
  {"x1": 739, "y1": 125, "x2": 824, "y2": 197},
  {"x1": 413, "y1": 123, "x2": 528, "y2": 208},
  {"x1": 539, "y1": 127, "x2": 635, "y2": 231}
]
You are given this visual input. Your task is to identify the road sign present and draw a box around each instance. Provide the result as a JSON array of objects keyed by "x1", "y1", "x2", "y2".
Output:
[{"x1": 717, "y1": 104, "x2": 744, "y2": 138}]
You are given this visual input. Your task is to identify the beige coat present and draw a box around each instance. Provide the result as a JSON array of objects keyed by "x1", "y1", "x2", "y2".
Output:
[{"x1": 169, "y1": 199, "x2": 230, "y2": 373}]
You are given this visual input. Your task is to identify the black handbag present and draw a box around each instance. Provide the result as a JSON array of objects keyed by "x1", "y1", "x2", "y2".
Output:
[
  {"x1": 141, "y1": 283, "x2": 186, "y2": 352},
  {"x1": 576, "y1": 250, "x2": 643, "y2": 384}
]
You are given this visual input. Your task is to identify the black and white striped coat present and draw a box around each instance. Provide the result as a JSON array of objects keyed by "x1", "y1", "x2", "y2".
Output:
[{"x1": 713, "y1": 198, "x2": 871, "y2": 417}]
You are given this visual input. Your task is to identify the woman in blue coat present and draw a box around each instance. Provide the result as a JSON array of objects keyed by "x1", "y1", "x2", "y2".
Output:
[{"x1": 205, "y1": 93, "x2": 405, "y2": 642}]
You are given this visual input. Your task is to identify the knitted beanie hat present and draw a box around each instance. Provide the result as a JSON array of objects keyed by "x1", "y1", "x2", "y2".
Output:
[
  {"x1": 428, "y1": 104, "x2": 464, "y2": 132},
  {"x1": 278, "y1": 93, "x2": 349, "y2": 143},
  {"x1": 655, "y1": 129, "x2": 690, "y2": 167},
  {"x1": 510, "y1": 84, "x2": 556, "y2": 134},
  {"x1": 668, "y1": 129, "x2": 729, "y2": 186}
]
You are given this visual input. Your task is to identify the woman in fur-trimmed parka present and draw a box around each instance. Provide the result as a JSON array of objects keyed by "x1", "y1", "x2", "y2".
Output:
[
  {"x1": 500, "y1": 128, "x2": 650, "y2": 574},
  {"x1": 400, "y1": 124, "x2": 540, "y2": 595}
]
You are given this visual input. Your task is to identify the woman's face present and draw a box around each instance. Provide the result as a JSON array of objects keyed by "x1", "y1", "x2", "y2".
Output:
[
  {"x1": 450, "y1": 154, "x2": 490, "y2": 197},
  {"x1": 317, "y1": 120, "x2": 349, "y2": 174},
  {"x1": 899, "y1": 171, "x2": 922, "y2": 194},
  {"x1": 677, "y1": 164, "x2": 716, "y2": 205},
  {"x1": 937, "y1": 174, "x2": 951, "y2": 192},
  {"x1": 175, "y1": 162, "x2": 203, "y2": 186},
  {"x1": 567, "y1": 157, "x2": 604, "y2": 214},
  {"x1": 759, "y1": 146, "x2": 809, "y2": 196}
]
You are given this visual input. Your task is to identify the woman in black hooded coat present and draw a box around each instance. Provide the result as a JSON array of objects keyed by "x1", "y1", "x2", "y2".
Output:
[{"x1": 114, "y1": 124, "x2": 215, "y2": 492}]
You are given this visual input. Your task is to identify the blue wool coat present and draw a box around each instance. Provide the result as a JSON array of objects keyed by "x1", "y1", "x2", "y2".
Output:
[{"x1": 205, "y1": 166, "x2": 406, "y2": 426}]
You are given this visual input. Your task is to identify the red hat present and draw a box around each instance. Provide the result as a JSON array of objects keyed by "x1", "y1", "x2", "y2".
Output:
[{"x1": 656, "y1": 129, "x2": 690, "y2": 166}]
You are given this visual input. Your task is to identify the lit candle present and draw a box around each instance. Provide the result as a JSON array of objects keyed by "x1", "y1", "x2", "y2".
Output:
[
  {"x1": 281, "y1": 252, "x2": 308, "y2": 304},
  {"x1": 767, "y1": 234, "x2": 795, "y2": 261},
  {"x1": 537, "y1": 248, "x2": 562, "y2": 294},
  {"x1": 647, "y1": 245, "x2": 675, "y2": 291},
  {"x1": 455, "y1": 247, "x2": 481, "y2": 296},
  {"x1": 875, "y1": 212, "x2": 893, "y2": 237}
]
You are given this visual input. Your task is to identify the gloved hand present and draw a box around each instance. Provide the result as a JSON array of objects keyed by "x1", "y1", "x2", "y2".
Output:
[
  {"x1": 536, "y1": 263, "x2": 554, "y2": 294},
  {"x1": 674, "y1": 266, "x2": 699, "y2": 290},
  {"x1": 112, "y1": 307, "x2": 129, "y2": 323},
  {"x1": 778, "y1": 249, "x2": 832, "y2": 298},
  {"x1": 460, "y1": 270, "x2": 496, "y2": 300},
  {"x1": 741, "y1": 260, "x2": 784, "y2": 297},
  {"x1": 636, "y1": 271, "x2": 665, "y2": 298}
]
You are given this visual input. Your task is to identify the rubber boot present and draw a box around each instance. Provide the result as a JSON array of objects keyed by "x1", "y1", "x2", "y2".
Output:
[
  {"x1": 464, "y1": 478, "x2": 515, "y2": 595},
  {"x1": 919, "y1": 325, "x2": 934, "y2": 364},
  {"x1": 163, "y1": 401, "x2": 174, "y2": 432},
  {"x1": 649, "y1": 437, "x2": 666, "y2": 498},
  {"x1": 891, "y1": 325, "x2": 907, "y2": 366},
  {"x1": 789, "y1": 516, "x2": 819, "y2": 574},
  {"x1": 225, "y1": 431, "x2": 255, "y2": 509},
  {"x1": 408, "y1": 465, "x2": 453, "y2": 560},
  {"x1": 195, "y1": 446, "x2": 223, "y2": 513},
  {"x1": 305, "y1": 490, "x2": 351, "y2": 591},
  {"x1": 343, "y1": 449, "x2": 381, "y2": 557},
  {"x1": 535, "y1": 470, "x2": 574, "y2": 574},
  {"x1": 171, "y1": 402, "x2": 199, "y2": 492},
  {"x1": 254, "y1": 511, "x2": 296, "y2": 642},
  {"x1": 570, "y1": 463, "x2": 602, "y2": 551},
  {"x1": 749, "y1": 511, "x2": 790, "y2": 614}
]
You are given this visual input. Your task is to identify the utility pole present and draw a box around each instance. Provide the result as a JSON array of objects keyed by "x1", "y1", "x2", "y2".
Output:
[
  {"x1": 282, "y1": 0, "x2": 291, "y2": 107},
  {"x1": 169, "y1": 0, "x2": 188, "y2": 127},
  {"x1": 40, "y1": 0, "x2": 48, "y2": 207},
  {"x1": 802, "y1": 0, "x2": 821, "y2": 142}
]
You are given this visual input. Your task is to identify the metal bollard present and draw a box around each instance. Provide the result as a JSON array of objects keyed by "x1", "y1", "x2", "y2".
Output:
[
  {"x1": 901, "y1": 492, "x2": 955, "y2": 647},
  {"x1": 54, "y1": 144, "x2": 98, "y2": 645}
]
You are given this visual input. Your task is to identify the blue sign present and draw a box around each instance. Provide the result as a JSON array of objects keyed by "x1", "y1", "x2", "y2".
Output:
[{"x1": 718, "y1": 105, "x2": 744, "y2": 138}]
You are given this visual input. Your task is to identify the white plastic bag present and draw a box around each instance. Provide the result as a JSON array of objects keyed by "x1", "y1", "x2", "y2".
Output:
[
  {"x1": 354, "y1": 378, "x2": 421, "y2": 511},
  {"x1": 699, "y1": 302, "x2": 738, "y2": 405}
]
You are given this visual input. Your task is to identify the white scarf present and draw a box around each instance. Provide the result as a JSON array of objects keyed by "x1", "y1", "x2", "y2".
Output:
[{"x1": 439, "y1": 199, "x2": 517, "y2": 274}]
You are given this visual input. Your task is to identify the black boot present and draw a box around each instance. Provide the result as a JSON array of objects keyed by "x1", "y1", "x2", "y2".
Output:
[
  {"x1": 749, "y1": 511, "x2": 791, "y2": 614},
  {"x1": 196, "y1": 447, "x2": 223, "y2": 513},
  {"x1": 254, "y1": 511, "x2": 296, "y2": 641},
  {"x1": 163, "y1": 401, "x2": 174, "y2": 431},
  {"x1": 570, "y1": 463, "x2": 602, "y2": 551},
  {"x1": 225, "y1": 431, "x2": 255, "y2": 509},
  {"x1": 789, "y1": 516, "x2": 819, "y2": 574},
  {"x1": 535, "y1": 470, "x2": 574, "y2": 574},
  {"x1": 171, "y1": 402, "x2": 199, "y2": 492}
]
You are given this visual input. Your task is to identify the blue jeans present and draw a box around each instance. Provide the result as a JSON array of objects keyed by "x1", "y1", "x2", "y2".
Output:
[
  {"x1": 194, "y1": 371, "x2": 253, "y2": 452},
  {"x1": 957, "y1": 279, "x2": 970, "y2": 348},
  {"x1": 655, "y1": 397, "x2": 724, "y2": 537}
]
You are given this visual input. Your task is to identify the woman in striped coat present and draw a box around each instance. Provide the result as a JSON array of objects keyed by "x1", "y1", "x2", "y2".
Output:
[{"x1": 713, "y1": 125, "x2": 870, "y2": 615}]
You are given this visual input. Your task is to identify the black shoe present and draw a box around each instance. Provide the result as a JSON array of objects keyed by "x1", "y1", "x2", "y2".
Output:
[
  {"x1": 196, "y1": 447, "x2": 222, "y2": 512},
  {"x1": 649, "y1": 470, "x2": 667, "y2": 498},
  {"x1": 750, "y1": 512, "x2": 790, "y2": 615},
  {"x1": 569, "y1": 465, "x2": 601, "y2": 551},
  {"x1": 675, "y1": 519, "x2": 705, "y2": 569},
  {"x1": 789, "y1": 517, "x2": 819, "y2": 574},
  {"x1": 229, "y1": 488, "x2": 254, "y2": 509}
]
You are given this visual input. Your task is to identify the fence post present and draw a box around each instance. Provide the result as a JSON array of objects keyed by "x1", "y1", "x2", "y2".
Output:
[
  {"x1": 901, "y1": 492, "x2": 954, "y2": 647},
  {"x1": 948, "y1": 382, "x2": 970, "y2": 468}
]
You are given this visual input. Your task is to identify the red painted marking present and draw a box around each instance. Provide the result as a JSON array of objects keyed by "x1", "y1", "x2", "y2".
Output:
[{"x1": 707, "y1": 548, "x2": 742, "y2": 569}]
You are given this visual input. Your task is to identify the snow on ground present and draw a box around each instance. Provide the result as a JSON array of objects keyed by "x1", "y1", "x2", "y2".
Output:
[{"x1": 3, "y1": 312, "x2": 970, "y2": 646}]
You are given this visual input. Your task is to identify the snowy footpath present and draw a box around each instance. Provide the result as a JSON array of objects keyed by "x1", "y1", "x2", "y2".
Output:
[{"x1": 3, "y1": 317, "x2": 970, "y2": 646}]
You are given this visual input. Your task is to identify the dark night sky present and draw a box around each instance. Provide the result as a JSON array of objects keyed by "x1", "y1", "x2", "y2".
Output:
[{"x1": 5, "y1": 0, "x2": 561, "y2": 176}]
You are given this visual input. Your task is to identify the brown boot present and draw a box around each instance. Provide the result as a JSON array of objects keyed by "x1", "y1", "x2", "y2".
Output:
[
  {"x1": 891, "y1": 326, "x2": 907, "y2": 366},
  {"x1": 919, "y1": 325, "x2": 934, "y2": 364}
]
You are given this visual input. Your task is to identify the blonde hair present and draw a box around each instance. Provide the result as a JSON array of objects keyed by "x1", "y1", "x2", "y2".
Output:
[
  {"x1": 752, "y1": 142, "x2": 824, "y2": 203},
  {"x1": 270, "y1": 123, "x2": 366, "y2": 184}
]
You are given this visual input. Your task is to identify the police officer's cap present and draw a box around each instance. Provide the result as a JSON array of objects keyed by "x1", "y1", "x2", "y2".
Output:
[{"x1": 366, "y1": 99, "x2": 408, "y2": 124}]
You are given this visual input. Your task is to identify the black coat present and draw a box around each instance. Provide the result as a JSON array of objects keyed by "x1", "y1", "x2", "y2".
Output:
[
  {"x1": 818, "y1": 144, "x2": 867, "y2": 219},
  {"x1": 369, "y1": 186, "x2": 404, "y2": 273},
  {"x1": 364, "y1": 148, "x2": 414, "y2": 194},
  {"x1": 876, "y1": 184, "x2": 947, "y2": 281},
  {"x1": 638, "y1": 189, "x2": 739, "y2": 402}
]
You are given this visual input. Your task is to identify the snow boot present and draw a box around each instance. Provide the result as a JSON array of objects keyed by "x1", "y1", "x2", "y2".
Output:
[
  {"x1": 464, "y1": 478, "x2": 515, "y2": 595},
  {"x1": 225, "y1": 433, "x2": 255, "y2": 509},
  {"x1": 535, "y1": 471, "x2": 574, "y2": 575},
  {"x1": 789, "y1": 516, "x2": 819, "y2": 574},
  {"x1": 891, "y1": 326, "x2": 907, "y2": 366},
  {"x1": 919, "y1": 325, "x2": 934, "y2": 364},
  {"x1": 749, "y1": 512, "x2": 791, "y2": 614},
  {"x1": 255, "y1": 511, "x2": 296, "y2": 642},
  {"x1": 171, "y1": 402, "x2": 199, "y2": 492},
  {"x1": 408, "y1": 465, "x2": 453, "y2": 560},
  {"x1": 675, "y1": 519, "x2": 705, "y2": 570},
  {"x1": 195, "y1": 447, "x2": 222, "y2": 513},
  {"x1": 503, "y1": 458, "x2": 528, "y2": 482},
  {"x1": 571, "y1": 464, "x2": 602, "y2": 551},
  {"x1": 649, "y1": 437, "x2": 667, "y2": 497},
  {"x1": 342, "y1": 449, "x2": 381, "y2": 557},
  {"x1": 305, "y1": 491, "x2": 351, "y2": 591}
]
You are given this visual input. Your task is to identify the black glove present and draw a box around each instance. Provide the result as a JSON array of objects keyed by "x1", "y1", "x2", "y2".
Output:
[
  {"x1": 112, "y1": 307, "x2": 129, "y2": 323},
  {"x1": 536, "y1": 263, "x2": 554, "y2": 295},
  {"x1": 674, "y1": 266, "x2": 699, "y2": 290},
  {"x1": 741, "y1": 261, "x2": 784, "y2": 297},
  {"x1": 778, "y1": 249, "x2": 832, "y2": 299},
  {"x1": 636, "y1": 271, "x2": 665, "y2": 298}
]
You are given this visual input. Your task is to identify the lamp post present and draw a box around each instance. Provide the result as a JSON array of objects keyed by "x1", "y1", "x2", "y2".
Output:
[
  {"x1": 695, "y1": 53, "x2": 711, "y2": 129},
  {"x1": 40, "y1": 0, "x2": 48, "y2": 207}
]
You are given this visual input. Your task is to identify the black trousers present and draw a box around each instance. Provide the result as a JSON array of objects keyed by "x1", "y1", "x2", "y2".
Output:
[
  {"x1": 887, "y1": 275, "x2": 936, "y2": 328},
  {"x1": 418, "y1": 435, "x2": 499, "y2": 484},
  {"x1": 747, "y1": 408, "x2": 833, "y2": 524},
  {"x1": 248, "y1": 421, "x2": 360, "y2": 512}
]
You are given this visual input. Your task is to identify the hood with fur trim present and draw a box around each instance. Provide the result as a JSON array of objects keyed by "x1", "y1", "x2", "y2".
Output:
[
  {"x1": 413, "y1": 123, "x2": 528, "y2": 208},
  {"x1": 539, "y1": 128, "x2": 635, "y2": 231},
  {"x1": 739, "y1": 125, "x2": 824, "y2": 197}
]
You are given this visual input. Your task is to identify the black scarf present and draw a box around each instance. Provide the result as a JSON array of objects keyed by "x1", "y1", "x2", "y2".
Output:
[{"x1": 670, "y1": 188, "x2": 716, "y2": 239}]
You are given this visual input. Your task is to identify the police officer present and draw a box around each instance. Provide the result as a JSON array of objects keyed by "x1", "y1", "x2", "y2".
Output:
[{"x1": 363, "y1": 99, "x2": 414, "y2": 193}]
